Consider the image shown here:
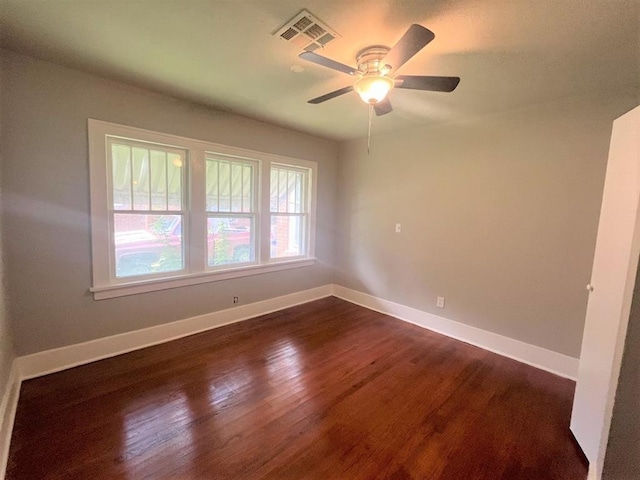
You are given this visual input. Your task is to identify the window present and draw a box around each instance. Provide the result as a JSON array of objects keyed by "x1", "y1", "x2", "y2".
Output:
[
  {"x1": 205, "y1": 155, "x2": 257, "y2": 267},
  {"x1": 109, "y1": 138, "x2": 186, "y2": 278},
  {"x1": 88, "y1": 120, "x2": 317, "y2": 299},
  {"x1": 270, "y1": 165, "x2": 309, "y2": 259}
]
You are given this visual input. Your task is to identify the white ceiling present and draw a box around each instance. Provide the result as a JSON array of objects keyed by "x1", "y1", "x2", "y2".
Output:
[{"x1": 1, "y1": 0, "x2": 639, "y2": 140}]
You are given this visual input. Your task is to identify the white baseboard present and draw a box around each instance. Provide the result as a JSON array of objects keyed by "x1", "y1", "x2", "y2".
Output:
[
  {"x1": 18, "y1": 285, "x2": 333, "y2": 380},
  {"x1": 333, "y1": 285, "x2": 579, "y2": 380},
  {"x1": 0, "y1": 362, "x2": 21, "y2": 480},
  {"x1": 17, "y1": 283, "x2": 580, "y2": 383}
]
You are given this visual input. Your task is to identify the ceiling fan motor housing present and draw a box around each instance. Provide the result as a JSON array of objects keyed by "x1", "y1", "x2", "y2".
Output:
[{"x1": 356, "y1": 46, "x2": 391, "y2": 76}]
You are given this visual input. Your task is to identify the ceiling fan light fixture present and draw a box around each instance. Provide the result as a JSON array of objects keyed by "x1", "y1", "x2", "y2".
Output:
[{"x1": 354, "y1": 75, "x2": 394, "y2": 104}]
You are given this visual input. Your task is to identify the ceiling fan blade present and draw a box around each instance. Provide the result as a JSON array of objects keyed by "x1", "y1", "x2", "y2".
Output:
[
  {"x1": 382, "y1": 24, "x2": 435, "y2": 73},
  {"x1": 395, "y1": 75, "x2": 460, "y2": 92},
  {"x1": 299, "y1": 51, "x2": 358, "y2": 76},
  {"x1": 374, "y1": 97, "x2": 393, "y2": 116},
  {"x1": 308, "y1": 86, "x2": 354, "y2": 104}
]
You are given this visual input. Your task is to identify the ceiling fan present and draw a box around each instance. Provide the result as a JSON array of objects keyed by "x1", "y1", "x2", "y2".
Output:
[{"x1": 299, "y1": 24, "x2": 460, "y2": 116}]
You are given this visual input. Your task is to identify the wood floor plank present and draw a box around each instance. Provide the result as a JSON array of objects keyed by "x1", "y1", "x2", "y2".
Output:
[{"x1": 7, "y1": 297, "x2": 587, "y2": 479}]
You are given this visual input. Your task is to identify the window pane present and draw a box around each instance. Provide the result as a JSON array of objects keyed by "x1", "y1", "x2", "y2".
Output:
[
  {"x1": 132, "y1": 147, "x2": 150, "y2": 210},
  {"x1": 296, "y1": 172, "x2": 303, "y2": 213},
  {"x1": 219, "y1": 161, "x2": 231, "y2": 212},
  {"x1": 278, "y1": 169, "x2": 287, "y2": 212},
  {"x1": 288, "y1": 171, "x2": 303, "y2": 213},
  {"x1": 231, "y1": 163, "x2": 242, "y2": 211},
  {"x1": 150, "y1": 149, "x2": 167, "y2": 211},
  {"x1": 270, "y1": 168, "x2": 278, "y2": 212},
  {"x1": 271, "y1": 215, "x2": 304, "y2": 258},
  {"x1": 206, "y1": 159, "x2": 219, "y2": 212},
  {"x1": 243, "y1": 165, "x2": 252, "y2": 213},
  {"x1": 110, "y1": 139, "x2": 184, "y2": 213},
  {"x1": 206, "y1": 157, "x2": 254, "y2": 214},
  {"x1": 270, "y1": 166, "x2": 307, "y2": 214},
  {"x1": 207, "y1": 217, "x2": 254, "y2": 267},
  {"x1": 112, "y1": 144, "x2": 132, "y2": 210},
  {"x1": 114, "y1": 214, "x2": 183, "y2": 278},
  {"x1": 167, "y1": 153, "x2": 183, "y2": 211}
]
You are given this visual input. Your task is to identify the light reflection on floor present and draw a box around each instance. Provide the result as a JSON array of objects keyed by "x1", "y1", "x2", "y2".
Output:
[
  {"x1": 118, "y1": 339, "x2": 309, "y2": 477},
  {"x1": 122, "y1": 390, "x2": 194, "y2": 477},
  {"x1": 266, "y1": 339, "x2": 304, "y2": 387}
]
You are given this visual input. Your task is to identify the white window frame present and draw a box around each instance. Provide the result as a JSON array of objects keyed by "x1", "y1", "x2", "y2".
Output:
[
  {"x1": 106, "y1": 136, "x2": 189, "y2": 280},
  {"x1": 88, "y1": 119, "x2": 317, "y2": 300},
  {"x1": 205, "y1": 153, "x2": 259, "y2": 270},
  {"x1": 270, "y1": 163, "x2": 312, "y2": 260}
]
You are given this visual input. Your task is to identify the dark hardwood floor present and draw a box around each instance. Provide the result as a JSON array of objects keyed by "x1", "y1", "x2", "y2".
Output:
[{"x1": 7, "y1": 297, "x2": 587, "y2": 479}]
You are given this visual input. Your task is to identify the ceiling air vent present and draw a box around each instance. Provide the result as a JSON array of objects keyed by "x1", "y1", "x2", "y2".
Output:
[{"x1": 274, "y1": 9, "x2": 339, "y2": 52}]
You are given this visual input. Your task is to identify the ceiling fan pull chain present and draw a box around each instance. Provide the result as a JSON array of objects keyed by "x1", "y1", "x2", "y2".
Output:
[{"x1": 367, "y1": 103, "x2": 373, "y2": 154}]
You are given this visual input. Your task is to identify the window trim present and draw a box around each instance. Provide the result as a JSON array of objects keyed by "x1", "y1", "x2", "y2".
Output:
[{"x1": 88, "y1": 119, "x2": 317, "y2": 300}]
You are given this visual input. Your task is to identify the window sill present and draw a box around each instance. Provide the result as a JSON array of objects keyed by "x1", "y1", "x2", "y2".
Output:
[{"x1": 90, "y1": 258, "x2": 317, "y2": 300}]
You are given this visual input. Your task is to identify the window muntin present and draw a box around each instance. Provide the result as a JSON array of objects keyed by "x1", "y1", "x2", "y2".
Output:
[{"x1": 108, "y1": 137, "x2": 186, "y2": 278}]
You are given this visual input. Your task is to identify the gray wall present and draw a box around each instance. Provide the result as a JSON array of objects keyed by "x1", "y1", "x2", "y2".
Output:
[
  {"x1": 336, "y1": 93, "x2": 638, "y2": 358},
  {"x1": 1, "y1": 50, "x2": 338, "y2": 356},
  {"x1": 0, "y1": 51, "x2": 16, "y2": 404},
  {"x1": 603, "y1": 260, "x2": 640, "y2": 479}
]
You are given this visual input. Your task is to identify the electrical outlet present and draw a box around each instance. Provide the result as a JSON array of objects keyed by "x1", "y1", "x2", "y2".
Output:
[
  {"x1": 395, "y1": 223, "x2": 402, "y2": 233},
  {"x1": 436, "y1": 296, "x2": 445, "y2": 308},
  {"x1": 233, "y1": 296, "x2": 239, "y2": 304}
]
